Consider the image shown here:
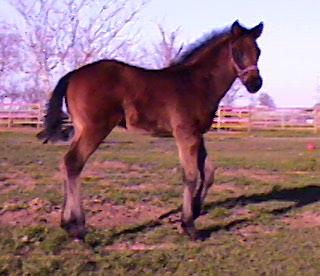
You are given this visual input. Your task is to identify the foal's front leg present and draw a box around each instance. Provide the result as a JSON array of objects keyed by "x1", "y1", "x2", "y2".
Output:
[
  {"x1": 193, "y1": 138, "x2": 215, "y2": 220},
  {"x1": 175, "y1": 133, "x2": 201, "y2": 239}
]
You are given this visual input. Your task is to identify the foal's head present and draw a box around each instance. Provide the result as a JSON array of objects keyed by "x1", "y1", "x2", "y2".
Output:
[{"x1": 230, "y1": 21, "x2": 264, "y2": 93}]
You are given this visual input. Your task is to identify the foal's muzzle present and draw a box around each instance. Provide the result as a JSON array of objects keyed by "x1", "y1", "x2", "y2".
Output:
[{"x1": 244, "y1": 75, "x2": 263, "y2": 93}]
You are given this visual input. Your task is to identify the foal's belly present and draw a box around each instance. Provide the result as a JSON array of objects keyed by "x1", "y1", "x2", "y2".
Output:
[
  {"x1": 126, "y1": 120, "x2": 173, "y2": 137},
  {"x1": 125, "y1": 112, "x2": 173, "y2": 137},
  {"x1": 122, "y1": 99, "x2": 175, "y2": 137}
]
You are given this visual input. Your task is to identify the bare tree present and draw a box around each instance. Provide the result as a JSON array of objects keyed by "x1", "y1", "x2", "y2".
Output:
[
  {"x1": 151, "y1": 25, "x2": 183, "y2": 68},
  {"x1": 8, "y1": 0, "x2": 147, "y2": 101},
  {"x1": 0, "y1": 22, "x2": 25, "y2": 102},
  {"x1": 130, "y1": 25, "x2": 183, "y2": 69}
]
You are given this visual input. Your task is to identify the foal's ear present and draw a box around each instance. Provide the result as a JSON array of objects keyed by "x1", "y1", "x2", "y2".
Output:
[
  {"x1": 231, "y1": 20, "x2": 243, "y2": 37},
  {"x1": 251, "y1": 22, "x2": 264, "y2": 39}
]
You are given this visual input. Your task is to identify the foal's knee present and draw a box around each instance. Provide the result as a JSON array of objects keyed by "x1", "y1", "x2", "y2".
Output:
[{"x1": 182, "y1": 168, "x2": 198, "y2": 190}]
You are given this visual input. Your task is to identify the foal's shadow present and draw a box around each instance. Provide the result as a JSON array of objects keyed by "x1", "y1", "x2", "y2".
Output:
[
  {"x1": 198, "y1": 184, "x2": 320, "y2": 239},
  {"x1": 110, "y1": 184, "x2": 320, "y2": 241}
]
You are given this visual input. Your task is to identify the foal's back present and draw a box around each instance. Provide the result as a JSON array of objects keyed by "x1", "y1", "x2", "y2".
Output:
[{"x1": 66, "y1": 60, "x2": 197, "y2": 136}]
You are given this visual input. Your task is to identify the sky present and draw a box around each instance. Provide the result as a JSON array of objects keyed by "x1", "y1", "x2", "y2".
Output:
[{"x1": 1, "y1": 0, "x2": 320, "y2": 107}]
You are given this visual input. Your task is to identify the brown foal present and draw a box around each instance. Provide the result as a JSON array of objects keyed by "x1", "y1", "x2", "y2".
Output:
[{"x1": 38, "y1": 21, "x2": 264, "y2": 239}]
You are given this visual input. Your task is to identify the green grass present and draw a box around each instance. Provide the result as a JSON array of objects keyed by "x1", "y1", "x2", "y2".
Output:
[{"x1": 1, "y1": 128, "x2": 320, "y2": 274}]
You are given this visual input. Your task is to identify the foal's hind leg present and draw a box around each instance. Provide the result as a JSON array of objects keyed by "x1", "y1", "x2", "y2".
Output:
[
  {"x1": 61, "y1": 126, "x2": 112, "y2": 238},
  {"x1": 193, "y1": 138, "x2": 215, "y2": 220}
]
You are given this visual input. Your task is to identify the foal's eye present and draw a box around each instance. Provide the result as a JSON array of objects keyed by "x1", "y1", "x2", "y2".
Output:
[{"x1": 233, "y1": 48, "x2": 243, "y2": 61}]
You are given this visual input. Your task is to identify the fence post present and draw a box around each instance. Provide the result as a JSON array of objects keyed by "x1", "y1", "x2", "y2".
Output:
[
  {"x1": 247, "y1": 108, "x2": 252, "y2": 132},
  {"x1": 314, "y1": 108, "x2": 319, "y2": 134},
  {"x1": 217, "y1": 107, "x2": 221, "y2": 131},
  {"x1": 36, "y1": 104, "x2": 41, "y2": 129},
  {"x1": 8, "y1": 104, "x2": 13, "y2": 128},
  {"x1": 281, "y1": 111, "x2": 285, "y2": 129}
]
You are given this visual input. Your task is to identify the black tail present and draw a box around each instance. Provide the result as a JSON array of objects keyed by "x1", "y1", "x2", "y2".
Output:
[{"x1": 37, "y1": 73, "x2": 74, "y2": 143}]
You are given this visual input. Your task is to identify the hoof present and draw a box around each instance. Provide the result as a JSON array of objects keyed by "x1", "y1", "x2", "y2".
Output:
[
  {"x1": 181, "y1": 222, "x2": 198, "y2": 241},
  {"x1": 61, "y1": 221, "x2": 87, "y2": 240}
]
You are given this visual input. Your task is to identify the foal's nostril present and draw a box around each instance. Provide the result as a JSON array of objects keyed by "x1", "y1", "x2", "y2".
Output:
[
  {"x1": 254, "y1": 78, "x2": 263, "y2": 91},
  {"x1": 247, "y1": 77, "x2": 263, "y2": 93}
]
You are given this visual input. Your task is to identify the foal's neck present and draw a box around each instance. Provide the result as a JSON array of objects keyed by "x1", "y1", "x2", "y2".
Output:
[{"x1": 193, "y1": 39, "x2": 238, "y2": 105}]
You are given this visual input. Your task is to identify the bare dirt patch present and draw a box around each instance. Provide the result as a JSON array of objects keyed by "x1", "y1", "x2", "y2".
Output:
[
  {"x1": 81, "y1": 160, "x2": 151, "y2": 180},
  {"x1": 52, "y1": 160, "x2": 152, "y2": 186},
  {"x1": 235, "y1": 223, "x2": 276, "y2": 243},
  {"x1": 100, "y1": 160, "x2": 130, "y2": 171},
  {"x1": 85, "y1": 199, "x2": 168, "y2": 228},
  {"x1": 282, "y1": 211, "x2": 320, "y2": 229},
  {"x1": 0, "y1": 171, "x2": 36, "y2": 194},
  {"x1": 122, "y1": 182, "x2": 172, "y2": 193},
  {"x1": 0, "y1": 198, "x2": 61, "y2": 227},
  {"x1": 220, "y1": 168, "x2": 285, "y2": 183},
  {"x1": 0, "y1": 196, "x2": 170, "y2": 230},
  {"x1": 213, "y1": 183, "x2": 243, "y2": 195},
  {"x1": 104, "y1": 241, "x2": 176, "y2": 251}
]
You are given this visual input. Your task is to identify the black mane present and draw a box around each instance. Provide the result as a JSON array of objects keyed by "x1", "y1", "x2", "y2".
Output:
[{"x1": 174, "y1": 26, "x2": 232, "y2": 65}]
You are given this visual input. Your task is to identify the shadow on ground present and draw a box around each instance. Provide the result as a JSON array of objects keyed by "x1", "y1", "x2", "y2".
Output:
[
  {"x1": 196, "y1": 184, "x2": 320, "y2": 238},
  {"x1": 106, "y1": 184, "x2": 320, "y2": 241}
]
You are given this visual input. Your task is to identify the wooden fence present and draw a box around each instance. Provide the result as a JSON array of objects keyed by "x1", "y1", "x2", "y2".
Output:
[
  {"x1": 1, "y1": 103, "x2": 320, "y2": 132},
  {"x1": 214, "y1": 107, "x2": 320, "y2": 132},
  {"x1": 0, "y1": 103, "x2": 43, "y2": 128}
]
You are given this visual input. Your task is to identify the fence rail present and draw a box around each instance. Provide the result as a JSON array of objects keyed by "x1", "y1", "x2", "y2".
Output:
[
  {"x1": 1, "y1": 104, "x2": 320, "y2": 132},
  {"x1": 213, "y1": 107, "x2": 320, "y2": 132},
  {"x1": 0, "y1": 103, "x2": 43, "y2": 128}
]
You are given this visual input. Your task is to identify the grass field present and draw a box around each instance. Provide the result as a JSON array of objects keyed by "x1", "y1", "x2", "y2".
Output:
[{"x1": 1, "y1": 128, "x2": 320, "y2": 275}]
